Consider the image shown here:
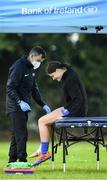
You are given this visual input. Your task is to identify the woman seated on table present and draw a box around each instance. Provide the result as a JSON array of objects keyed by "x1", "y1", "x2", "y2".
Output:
[{"x1": 29, "y1": 61, "x2": 88, "y2": 166}]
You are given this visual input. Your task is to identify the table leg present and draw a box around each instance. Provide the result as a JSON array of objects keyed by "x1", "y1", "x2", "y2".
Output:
[
  {"x1": 52, "y1": 125, "x2": 55, "y2": 170},
  {"x1": 62, "y1": 127, "x2": 66, "y2": 172}
]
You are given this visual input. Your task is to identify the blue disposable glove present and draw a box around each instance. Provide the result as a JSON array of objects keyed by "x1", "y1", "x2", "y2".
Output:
[
  {"x1": 61, "y1": 107, "x2": 70, "y2": 116},
  {"x1": 19, "y1": 100, "x2": 31, "y2": 112},
  {"x1": 43, "y1": 104, "x2": 51, "y2": 113}
]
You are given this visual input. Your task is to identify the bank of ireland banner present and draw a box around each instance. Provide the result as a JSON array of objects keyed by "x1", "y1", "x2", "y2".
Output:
[{"x1": 0, "y1": 0, "x2": 107, "y2": 33}]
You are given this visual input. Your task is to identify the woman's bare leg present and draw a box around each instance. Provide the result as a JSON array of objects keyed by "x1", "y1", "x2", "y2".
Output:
[
  {"x1": 29, "y1": 107, "x2": 63, "y2": 158},
  {"x1": 38, "y1": 107, "x2": 63, "y2": 142}
]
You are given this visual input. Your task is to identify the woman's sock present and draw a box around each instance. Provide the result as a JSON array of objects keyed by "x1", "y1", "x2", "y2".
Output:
[{"x1": 41, "y1": 142, "x2": 49, "y2": 154}]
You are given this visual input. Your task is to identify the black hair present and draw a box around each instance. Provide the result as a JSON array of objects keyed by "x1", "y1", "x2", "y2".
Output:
[
  {"x1": 29, "y1": 46, "x2": 46, "y2": 59},
  {"x1": 47, "y1": 61, "x2": 71, "y2": 74}
]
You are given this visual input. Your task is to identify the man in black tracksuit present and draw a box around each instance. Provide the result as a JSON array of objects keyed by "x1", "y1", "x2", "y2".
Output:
[{"x1": 6, "y1": 46, "x2": 51, "y2": 163}]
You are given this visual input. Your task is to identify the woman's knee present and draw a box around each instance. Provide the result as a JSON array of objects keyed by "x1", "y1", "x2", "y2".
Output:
[
  {"x1": 38, "y1": 117, "x2": 45, "y2": 126},
  {"x1": 38, "y1": 115, "x2": 53, "y2": 126}
]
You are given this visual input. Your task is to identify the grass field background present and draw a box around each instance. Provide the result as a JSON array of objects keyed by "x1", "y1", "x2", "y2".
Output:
[{"x1": 0, "y1": 141, "x2": 107, "y2": 179}]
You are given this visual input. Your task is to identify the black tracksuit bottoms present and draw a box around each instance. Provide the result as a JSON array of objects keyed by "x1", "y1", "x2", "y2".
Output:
[{"x1": 8, "y1": 111, "x2": 28, "y2": 163}]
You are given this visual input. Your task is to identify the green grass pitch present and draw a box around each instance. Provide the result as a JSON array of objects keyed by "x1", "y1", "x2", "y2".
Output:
[{"x1": 0, "y1": 142, "x2": 107, "y2": 179}]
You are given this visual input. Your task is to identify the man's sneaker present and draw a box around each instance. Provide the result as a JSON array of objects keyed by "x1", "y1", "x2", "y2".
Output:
[
  {"x1": 29, "y1": 151, "x2": 41, "y2": 158},
  {"x1": 32, "y1": 151, "x2": 51, "y2": 166}
]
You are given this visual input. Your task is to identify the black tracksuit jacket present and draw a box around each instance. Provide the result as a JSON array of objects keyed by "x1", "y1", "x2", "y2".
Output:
[
  {"x1": 6, "y1": 55, "x2": 45, "y2": 114},
  {"x1": 62, "y1": 68, "x2": 88, "y2": 117}
]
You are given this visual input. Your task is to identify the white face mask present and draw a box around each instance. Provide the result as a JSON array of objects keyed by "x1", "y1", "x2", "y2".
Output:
[{"x1": 31, "y1": 61, "x2": 41, "y2": 69}]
